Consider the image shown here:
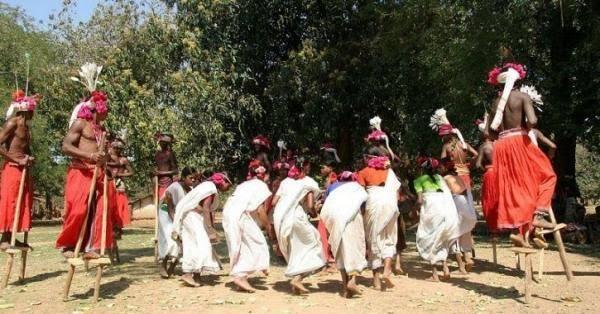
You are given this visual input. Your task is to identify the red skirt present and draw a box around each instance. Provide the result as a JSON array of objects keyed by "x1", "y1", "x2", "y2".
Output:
[
  {"x1": 56, "y1": 166, "x2": 114, "y2": 251},
  {"x1": 116, "y1": 191, "x2": 131, "y2": 227},
  {"x1": 317, "y1": 219, "x2": 333, "y2": 263},
  {"x1": 0, "y1": 163, "x2": 33, "y2": 232},
  {"x1": 493, "y1": 130, "x2": 556, "y2": 230},
  {"x1": 481, "y1": 166, "x2": 499, "y2": 232}
]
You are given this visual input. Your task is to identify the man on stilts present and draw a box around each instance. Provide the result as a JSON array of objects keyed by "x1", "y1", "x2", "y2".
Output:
[
  {"x1": 154, "y1": 132, "x2": 178, "y2": 199},
  {"x1": 0, "y1": 90, "x2": 37, "y2": 249},
  {"x1": 55, "y1": 63, "x2": 113, "y2": 259},
  {"x1": 485, "y1": 62, "x2": 559, "y2": 246}
]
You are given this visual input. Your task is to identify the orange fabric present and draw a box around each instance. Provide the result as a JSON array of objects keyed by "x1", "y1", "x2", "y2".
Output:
[
  {"x1": 55, "y1": 166, "x2": 114, "y2": 251},
  {"x1": 481, "y1": 166, "x2": 498, "y2": 232},
  {"x1": 115, "y1": 191, "x2": 130, "y2": 226},
  {"x1": 356, "y1": 167, "x2": 387, "y2": 187},
  {"x1": 493, "y1": 133, "x2": 556, "y2": 230},
  {"x1": 458, "y1": 174, "x2": 472, "y2": 189},
  {"x1": 317, "y1": 219, "x2": 333, "y2": 262},
  {"x1": 0, "y1": 163, "x2": 33, "y2": 232}
]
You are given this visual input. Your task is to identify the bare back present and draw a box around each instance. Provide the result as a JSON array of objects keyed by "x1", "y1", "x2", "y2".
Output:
[
  {"x1": 492, "y1": 90, "x2": 537, "y2": 130},
  {"x1": 444, "y1": 174, "x2": 466, "y2": 195},
  {"x1": 155, "y1": 150, "x2": 177, "y2": 173}
]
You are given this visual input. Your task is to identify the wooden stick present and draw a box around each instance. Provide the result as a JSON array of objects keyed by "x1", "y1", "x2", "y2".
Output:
[
  {"x1": 10, "y1": 167, "x2": 28, "y2": 247},
  {"x1": 19, "y1": 232, "x2": 28, "y2": 281},
  {"x1": 1, "y1": 255, "x2": 14, "y2": 288},
  {"x1": 524, "y1": 253, "x2": 532, "y2": 303},
  {"x1": 538, "y1": 248, "x2": 544, "y2": 279},
  {"x1": 2, "y1": 167, "x2": 28, "y2": 288},
  {"x1": 154, "y1": 176, "x2": 159, "y2": 263},
  {"x1": 63, "y1": 133, "x2": 106, "y2": 301},
  {"x1": 548, "y1": 207, "x2": 573, "y2": 281},
  {"x1": 94, "y1": 171, "x2": 109, "y2": 302}
]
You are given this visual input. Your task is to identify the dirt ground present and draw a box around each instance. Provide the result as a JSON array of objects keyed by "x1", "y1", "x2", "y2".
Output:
[{"x1": 0, "y1": 219, "x2": 598, "y2": 314}]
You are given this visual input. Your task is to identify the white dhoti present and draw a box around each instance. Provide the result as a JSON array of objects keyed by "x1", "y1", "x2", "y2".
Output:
[
  {"x1": 157, "y1": 208, "x2": 179, "y2": 260},
  {"x1": 364, "y1": 170, "x2": 401, "y2": 270},
  {"x1": 173, "y1": 181, "x2": 222, "y2": 273},
  {"x1": 321, "y1": 182, "x2": 368, "y2": 274},
  {"x1": 451, "y1": 191, "x2": 477, "y2": 253},
  {"x1": 222, "y1": 179, "x2": 272, "y2": 278},
  {"x1": 274, "y1": 177, "x2": 326, "y2": 277},
  {"x1": 416, "y1": 177, "x2": 461, "y2": 264},
  {"x1": 180, "y1": 211, "x2": 221, "y2": 273}
]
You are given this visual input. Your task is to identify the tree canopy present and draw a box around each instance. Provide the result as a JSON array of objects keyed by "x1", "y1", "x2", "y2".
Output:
[{"x1": 0, "y1": 0, "x2": 598, "y2": 206}]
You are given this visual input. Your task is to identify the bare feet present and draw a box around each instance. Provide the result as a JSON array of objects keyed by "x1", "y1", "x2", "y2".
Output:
[
  {"x1": 532, "y1": 214, "x2": 556, "y2": 229},
  {"x1": 290, "y1": 277, "x2": 309, "y2": 295},
  {"x1": 342, "y1": 282, "x2": 361, "y2": 298},
  {"x1": 261, "y1": 269, "x2": 269, "y2": 276},
  {"x1": 465, "y1": 258, "x2": 474, "y2": 272},
  {"x1": 181, "y1": 273, "x2": 200, "y2": 287},
  {"x1": 326, "y1": 263, "x2": 337, "y2": 273},
  {"x1": 233, "y1": 277, "x2": 256, "y2": 293},
  {"x1": 167, "y1": 259, "x2": 178, "y2": 276},
  {"x1": 82, "y1": 251, "x2": 101, "y2": 260},
  {"x1": 441, "y1": 263, "x2": 451, "y2": 280},
  {"x1": 381, "y1": 271, "x2": 395, "y2": 289},
  {"x1": 1, "y1": 241, "x2": 10, "y2": 251},
  {"x1": 159, "y1": 260, "x2": 169, "y2": 278},
  {"x1": 62, "y1": 250, "x2": 75, "y2": 259},
  {"x1": 532, "y1": 236, "x2": 549, "y2": 249},
  {"x1": 510, "y1": 233, "x2": 531, "y2": 248},
  {"x1": 372, "y1": 274, "x2": 382, "y2": 291}
]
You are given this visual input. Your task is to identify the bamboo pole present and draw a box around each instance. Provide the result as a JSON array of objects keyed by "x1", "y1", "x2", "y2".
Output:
[{"x1": 2, "y1": 166, "x2": 28, "y2": 288}]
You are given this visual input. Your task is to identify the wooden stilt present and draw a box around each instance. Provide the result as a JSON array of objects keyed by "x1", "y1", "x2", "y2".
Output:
[
  {"x1": 19, "y1": 232, "x2": 28, "y2": 281},
  {"x1": 524, "y1": 253, "x2": 533, "y2": 303},
  {"x1": 2, "y1": 167, "x2": 28, "y2": 288},
  {"x1": 538, "y1": 248, "x2": 545, "y2": 279},
  {"x1": 153, "y1": 176, "x2": 159, "y2": 263},
  {"x1": 63, "y1": 133, "x2": 106, "y2": 301},
  {"x1": 511, "y1": 247, "x2": 538, "y2": 304},
  {"x1": 548, "y1": 208, "x2": 573, "y2": 281},
  {"x1": 93, "y1": 167, "x2": 110, "y2": 303}
]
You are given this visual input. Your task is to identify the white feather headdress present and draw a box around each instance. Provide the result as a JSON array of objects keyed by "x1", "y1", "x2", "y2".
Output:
[
  {"x1": 429, "y1": 109, "x2": 450, "y2": 130},
  {"x1": 369, "y1": 116, "x2": 382, "y2": 131},
  {"x1": 68, "y1": 62, "x2": 104, "y2": 128},
  {"x1": 520, "y1": 85, "x2": 543, "y2": 111},
  {"x1": 70, "y1": 63, "x2": 103, "y2": 93}
]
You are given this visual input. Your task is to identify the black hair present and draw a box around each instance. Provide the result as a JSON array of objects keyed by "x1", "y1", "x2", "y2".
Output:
[
  {"x1": 181, "y1": 167, "x2": 196, "y2": 178},
  {"x1": 364, "y1": 145, "x2": 383, "y2": 157}
]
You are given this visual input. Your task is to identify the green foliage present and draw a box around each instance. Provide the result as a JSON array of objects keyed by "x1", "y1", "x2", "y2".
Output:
[{"x1": 0, "y1": 0, "x2": 598, "y2": 202}]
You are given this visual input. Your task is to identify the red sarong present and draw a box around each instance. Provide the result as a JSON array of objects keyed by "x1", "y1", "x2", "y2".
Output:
[
  {"x1": 56, "y1": 165, "x2": 114, "y2": 251},
  {"x1": 116, "y1": 191, "x2": 131, "y2": 227},
  {"x1": 481, "y1": 166, "x2": 499, "y2": 232},
  {"x1": 493, "y1": 129, "x2": 556, "y2": 230},
  {"x1": 0, "y1": 163, "x2": 33, "y2": 232},
  {"x1": 158, "y1": 176, "x2": 173, "y2": 200}
]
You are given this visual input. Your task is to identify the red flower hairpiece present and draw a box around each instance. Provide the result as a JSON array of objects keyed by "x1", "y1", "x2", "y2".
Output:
[
  {"x1": 367, "y1": 156, "x2": 390, "y2": 170},
  {"x1": 487, "y1": 62, "x2": 527, "y2": 85}
]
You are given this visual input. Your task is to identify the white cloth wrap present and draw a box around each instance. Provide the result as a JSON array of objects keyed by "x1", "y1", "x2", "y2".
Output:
[
  {"x1": 173, "y1": 181, "x2": 221, "y2": 273},
  {"x1": 491, "y1": 68, "x2": 521, "y2": 130},
  {"x1": 416, "y1": 175, "x2": 461, "y2": 264},
  {"x1": 157, "y1": 182, "x2": 186, "y2": 259},
  {"x1": 451, "y1": 190, "x2": 477, "y2": 253},
  {"x1": 321, "y1": 182, "x2": 368, "y2": 273},
  {"x1": 364, "y1": 169, "x2": 401, "y2": 269},
  {"x1": 222, "y1": 179, "x2": 272, "y2": 278},
  {"x1": 273, "y1": 176, "x2": 326, "y2": 277}
]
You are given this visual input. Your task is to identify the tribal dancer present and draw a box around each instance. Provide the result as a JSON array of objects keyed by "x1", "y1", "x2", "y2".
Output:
[
  {"x1": 158, "y1": 167, "x2": 196, "y2": 278},
  {"x1": 414, "y1": 157, "x2": 460, "y2": 281},
  {"x1": 272, "y1": 164, "x2": 325, "y2": 294},
  {"x1": 0, "y1": 90, "x2": 37, "y2": 249},
  {"x1": 154, "y1": 132, "x2": 178, "y2": 199},
  {"x1": 318, "y1": 143, "x2": 342, "y2": 271},
  {"x1": 56, "y1": 63, "x2": 112, "y2": 259},
  {"x1": 486, "y1": 62, "x2": 558, "y2": 246},
  {"x1": 357, "y1": 148, "x2": 400, "y2": 291},
  {"x1": 107, "y1": 135, "x2": 133, "y2": 234},
  {"x1": 320, "y1": 171, "x2": 368, "y2": 298},
  {"x1": 172, "y1": 173, "x2": 231, "y2": 287},
  {"x1": 222, "y1": 162, "x2": 272, "y2": 292}
]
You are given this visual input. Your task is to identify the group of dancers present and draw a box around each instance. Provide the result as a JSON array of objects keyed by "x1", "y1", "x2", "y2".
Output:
[{"x1": 0, "y1": 60, "x2": 561, "y2": 298}]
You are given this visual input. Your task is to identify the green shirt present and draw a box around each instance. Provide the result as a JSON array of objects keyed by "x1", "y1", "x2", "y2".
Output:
[{"x1": 413, "y1": 174, "x2": 443, "y2": 193}]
